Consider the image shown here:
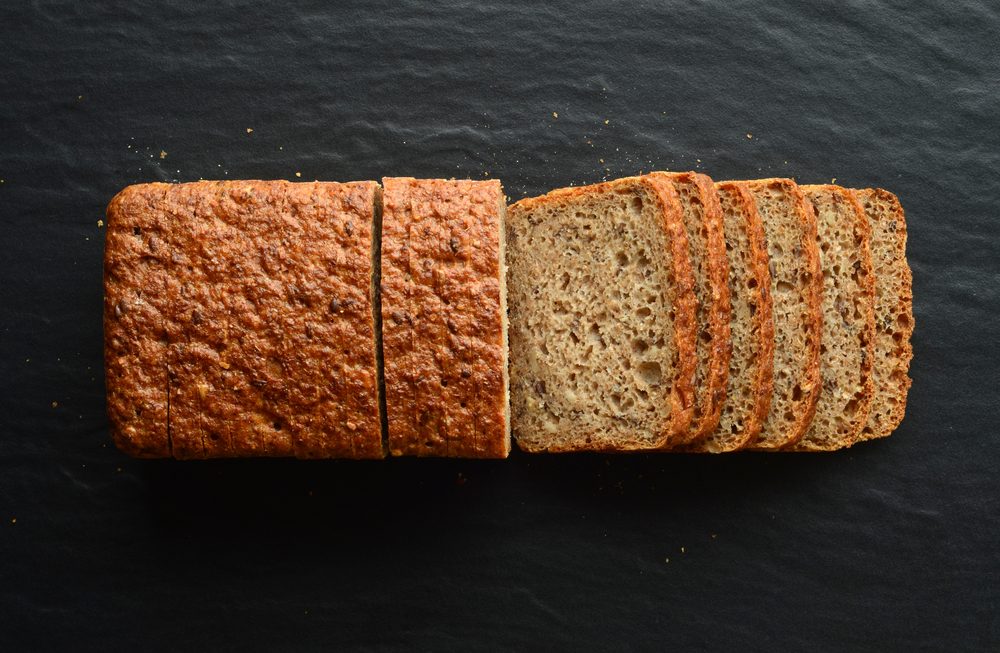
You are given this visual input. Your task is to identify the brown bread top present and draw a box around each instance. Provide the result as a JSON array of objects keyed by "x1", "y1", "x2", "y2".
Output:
[
  {"x1": 855, "y1": 188, "x2": 914, "y2": 440},
  {"x1": 380, "y1": 177, "x2": 510, "y2": 458},
  {"x1": 738, "y1": 178, "x2": 823, "y2": 450},
  {"x1": 792, "y1": 186, "x2": 876, "y2": 451},
  {"x1": 650, "y1": 172, "x2": 731, "y2": 444},
  {"x1": 680, "y1": 181, "x2": 774, "y2": 452},
  {"x1": 104, "y1": 180, "x2": 385, "y2": 459}
]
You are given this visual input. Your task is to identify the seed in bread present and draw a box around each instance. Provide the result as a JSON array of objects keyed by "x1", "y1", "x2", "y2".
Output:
[
  {"x1": 380, "y1": 177, "x2": 510, "y2": 458},
  {"x1": 855, "y1": 188, "x2": 914, "y2": 440},
  {"x1": 735, "y1": 178, "x2": 823, "y2": 450},
  {"x1": 506, "y1": 174, "x2": 697, "y2": 452},
  {"x1": 792, "y1": 185, "x2": 876, "y2": 451},
  {"x1": 105, "y1": 180, "x2": 386, "y2": 459},
  {"x1": 682, "y1": 181, "x2": 774, "y2": 453},
  {"x1": 650, "y1": 172, "x2": 731, "y2": 444}
]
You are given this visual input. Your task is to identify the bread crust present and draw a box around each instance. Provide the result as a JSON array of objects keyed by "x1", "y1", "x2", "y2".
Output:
[
  {"x1": 105, "y1": 180, "x2": 385, "y2": 459},
  {"x1": 507, "y1": 175, "x2": 697, "y2": 449},
  {"x1": 791, "y1": 186, "x2": 876, "y2": 451},
  {"x1": 855, "y1": 188, "x2": 913, "y2": 440},
  {"x1": 739, "y1": 178, "x2": 822, "y2": 450},
  {"x1": 680, "y1": 181, "x2": 773, "y2": 452},
  {"x1": 650, "y1": 172, "x2": 731, "y2": 444},
  {"x1": 380, "y1": 177, "x2": 509, "y2": 458}
]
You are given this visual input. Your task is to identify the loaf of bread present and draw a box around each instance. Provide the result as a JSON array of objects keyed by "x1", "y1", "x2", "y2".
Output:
[
  {"x1": 736, "y1": 179, "x2": 823, "y2": 450},
  {"x1": 791, "y1": 186, "x2": 876, "y2": 451},
  {"x1": 105, "y1": 181, "x2": 386, "y2": 459},
  {"x1": 855, "y1": 188, "x2": 914, "y2": 441},
  {"x1": 380, "y1": 178, "x2": 510, "y2": 458},
  {"x1": 650, "y1": 172, "x2": 731, "y2": 445},
  {"x1": 680, "y1": 181, "x2": 774, "y2": 453},
  {"x1": 506, "y1": 174, "x2": 697, "y2": 452}
]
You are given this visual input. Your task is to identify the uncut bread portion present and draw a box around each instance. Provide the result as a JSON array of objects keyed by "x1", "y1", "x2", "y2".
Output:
[
  {"x1": 735, "y1": 178, "x2": 823, "y2": 450},
  {"x1": 380, "y1": 178, "x2": 510, "y2": 458},
  {"x1": 792, "y1": 186, "x2": 876, "y2": 451},
  {"x1": 507, "y1": 175, "x2": 697, "y2": 452},
  {"x1": 650, "y1": 172, "x2": 731, "y2": 444},
  {"x1": 681, "y1": 182, "x2": 774, "y2": 452},
  {"x1": 105, "y1": 181, "x2": 386, "y2": 460},
  {"x1": 855, "y1": 188, "x2": 914, "y2": 440}
]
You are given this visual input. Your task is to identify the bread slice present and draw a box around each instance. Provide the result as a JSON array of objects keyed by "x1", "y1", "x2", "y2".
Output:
[
  {"x1": 506, "y1": 174, "x2": 697, "y2": 452},
  {"x1": 735, "y1": 178, "x2": 823, "y2": 450},
  {"x1": 650, "y1": 172, "x2": 731, "y2": 444},
  {"x1": 105, "y1": 181, "x2": 386, "y2": 459},
  {"x1": 855, "y1": 188, "x2": 914, "y2": 440},
  {"x1": 792, "y1": 186, "x2": 876, "y2": 451},
  {"x1": 681, "y1": 181, "x2": 774, "y2": 452},
  {"x1": 380, "y1": 177, "x2": 510, "y2": 458}
]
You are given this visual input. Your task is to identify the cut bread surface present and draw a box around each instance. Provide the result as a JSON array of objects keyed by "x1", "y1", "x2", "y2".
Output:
[
  {"x1": 736, "y1": 179, "x2": 823, "y2": 450},
  {"x1": 793, "y1": 186, "x2": 876, "y2": 451},
  {"x1": 856, "y1": 188, "x2": 914, "y2": 441},
  {"x1": 650, "y1": 172, "x2": 731, "y2": 445},
  {"x1": 683, "y1": 181, "x2": 774, "y2": 453},
  {"x1": 507, "y1": 175, "x2": 696, "y2": 452}
]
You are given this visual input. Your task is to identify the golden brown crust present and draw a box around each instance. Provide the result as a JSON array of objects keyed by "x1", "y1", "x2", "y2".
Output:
[
  {"x1": 380, "y1": 178, "x2": 509, "y2": 458},
  {"x1": 650, "y1": 172, "x2": 731, "y2": 444},
  {"x1": 740, "y1": 178, "x2": 822, "y2": 450},
  {"x1": 791, "y1": 186, "x2": 876, "y2": 451},
  {"x1": 506, "y1": 175, "x2": 697, "y2": 449},
  {"x1": 105, "y1": 180, "x2": 385, "y2": 459},
  {"x1": 855, "y1": 188, "x2": 914, "y2": 440},
  {"x1": 681, "y1": 181, "x2": 773, "y2": 452}
]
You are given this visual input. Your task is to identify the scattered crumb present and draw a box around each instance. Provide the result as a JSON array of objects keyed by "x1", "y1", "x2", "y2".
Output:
[
  {"x1": 116, "y1": 467, "x2": 122, "y2": 473},
  {"x1": 664, "y1": 557, "x2": 670, "y2": 563},
  {"x1": 77, "y1": 95, "x2": 83, "y2": 101},
  {"x1": 97, "y1": 219, "x2": 104, "y2": 228},
  {"x1": 711, "y1": 533, "x2": 717, "y2": 539},
  {"x1": 599, "y1": 159, "x2": 604, "y2": 164},
  {"x1": 246, "y1": 128, "x2": 254, "y2": 134},
  {"x1": 552, "y1": 112, "x2": 558, "y2": 119},
  {"x1": 159, "y1": 151, "x2": 167, "y2": 159},
  {"x1": 680, "y1": 546, "x2": 686, "y2": 553},
  {"x1": 604, "y1": 119, "x2": 609, "y2": 125},
  {"x1": 279, "y1": 146, "x2": 283, "y2": 150},
  {"x1": 295, "y1": 172, "x2": 302, "y2": 178},
  {"x1": 746, "y1": 133, "x2": 753, "y2": 139},
  {"x1": 10, "y1": 518, "x2": 15, "y2": 525},
  {"x1": 831, "y1": 177, "x2": 837, "y2": 183},
  {"x1": 51, "y1": 401, "x2": 58, "y2": 408}
]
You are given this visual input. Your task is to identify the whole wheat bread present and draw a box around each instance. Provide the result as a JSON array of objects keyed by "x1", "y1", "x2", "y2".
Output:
[
  {"x1": 736, "y1": 178, "x2": 823, "y2": 450},
  {"x1": 506, "y1": 175, "x2": 697, "y2": 452},
  {"x1": 380, "y1": 178, "x2": 510, "y2": 458},
  {"x1": 682, "y1": 181, "x2": 774, "y2": 452},
  {"x1": 792, "y1": 185, "x2": 876, "y2": 451},
  {"x1": 855, "y1": 188, "x2": 914, "y2": 440},
  {"x1": 650, "y1": 172, "x2": 731, "y2": 445}
]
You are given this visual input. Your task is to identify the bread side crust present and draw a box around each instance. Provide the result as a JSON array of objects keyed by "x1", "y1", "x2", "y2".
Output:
[
  {"x1": 856, "y1": 188, "x2": 914, "y2": 440},
  {"x1": 791, "y1": 186, "x2": 876, "y2": 451},
  {"x1": 507, "y1": 175, "x2": 697, "y2": 450},
  {"x1": 681, "y1": 181, "x2": 774, "y2": 452},
  {"x1": 649, "y1": 172, "x2": 731, "y2": 445},
  {"x1": 741, "y1": 178, "x2": 822, "y2": 450},
  {"x1": 381, "y1": 177, "x2": 509, "y2": 458}
]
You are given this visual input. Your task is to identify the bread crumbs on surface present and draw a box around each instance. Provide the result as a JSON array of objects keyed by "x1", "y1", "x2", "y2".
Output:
[
  {"x1": 831, "y1": 177, "x2": 837, "y2": 183},
  {"x1": 295, "y1": 172, "x2": 302, "y2": 178},
  {"x1": 604, "y1": 119, "x2": 609, "y2": 124},
  {"x1": 51, "y1": 401, "x2": 58, "y2": 408},
  {"x1": 664, "y1": 557, "x2": 670, "y2": 563},
  {"x1": 10, "y1": 518, "x2": 15, "y2": 525},
  {"x1": 680, "y1": 546, "x2": 686, "y2": 553},
  {"x1": 97, "y1": 219, "x2": 104, "y2": 228},
  {"x1": 746, "y1": 132, "x2": 753, "y2": 139},
  {"x1": 246, "y1": 128, "x2": 254, "y2": 134},
  {"x1": 552, "y1": 111, "x2": 558, "y2": 119},
  {"x1": 159, "y1": 150, "x2": 167, "y2": 159}
]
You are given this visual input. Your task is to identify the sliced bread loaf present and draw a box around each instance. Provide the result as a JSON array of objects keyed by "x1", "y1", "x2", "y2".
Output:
[
  {"x1": 736, "y1": 178, "x2": 823, "y2": 450},
  {"x1": 105, "y1": 181, "x2": 386, "y2": 459},
  {"x1": 855, "y1": 188, "x2": 914, "y2": 440},
  {"x1": 380, "y1": 177, "x2": 510, "y2": 458},
  {"x1": 792, "y1": 186, "x2": 876, "y2": 451},
  {"x1": 507, "y1": 175, "x2": 697, "y2": 452},
  {"x1": 650, "y1": 172, "x2": 731, "y2": 444},
  {"x1": 681, "y1": 181, "x2": 774, "y2": 452}
]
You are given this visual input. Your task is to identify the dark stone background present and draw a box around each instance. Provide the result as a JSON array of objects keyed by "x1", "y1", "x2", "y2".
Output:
[{"x1": 1, "y1": 1, "x2": 997, "y2": 650}]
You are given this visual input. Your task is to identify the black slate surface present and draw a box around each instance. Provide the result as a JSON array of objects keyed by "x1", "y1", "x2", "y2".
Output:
[{"x1": 1, "y1": 1, "x2": 998, "y2": 650}]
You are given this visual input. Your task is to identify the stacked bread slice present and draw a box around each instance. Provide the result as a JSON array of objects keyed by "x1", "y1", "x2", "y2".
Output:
[
  {"x1": 105, "y1": 173, "x2": 911, "y2": 459},
  {"x1": 508, "y1": 174, "x2": 913, "y2": 453}
]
